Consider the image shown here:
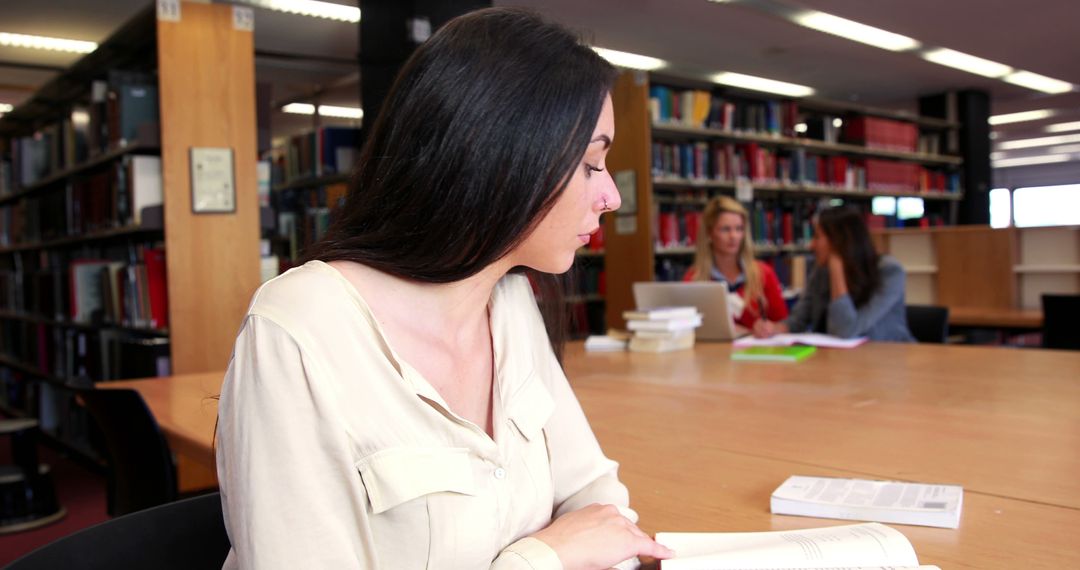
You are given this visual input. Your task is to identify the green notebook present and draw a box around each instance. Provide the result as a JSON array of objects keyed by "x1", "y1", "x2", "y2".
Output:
[{"x1": 731, "y1": 345, "x2": 817, "y2": 362}]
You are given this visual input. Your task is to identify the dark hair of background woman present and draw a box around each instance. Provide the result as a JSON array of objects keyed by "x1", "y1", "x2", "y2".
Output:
[
  {"x1": 303, "y1": 8, "x2": 618, "y2": 359},
  {"x1": 816, "y1": 206, "x2": 882, "y2": 307}
]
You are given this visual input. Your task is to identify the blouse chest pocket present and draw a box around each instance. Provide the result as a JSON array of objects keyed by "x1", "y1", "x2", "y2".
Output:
[{"x1": 356, "y1": 447, "x2": 477, "y2": 570}]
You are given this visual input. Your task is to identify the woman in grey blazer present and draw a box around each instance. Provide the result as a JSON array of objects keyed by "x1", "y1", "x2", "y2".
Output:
[{"x1": 754, "y1": 206, "x2": 915, "y2": 342}]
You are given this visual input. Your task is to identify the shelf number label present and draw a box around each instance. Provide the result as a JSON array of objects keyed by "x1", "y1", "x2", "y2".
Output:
[
  {"x1": 233, "y1": 7, "x2": 254, "y2": 31},
  {"x1": 157, "y1": 0, "x2": 180, "y2": 22}
]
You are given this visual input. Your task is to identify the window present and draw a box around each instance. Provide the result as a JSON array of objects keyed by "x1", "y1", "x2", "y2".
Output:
[
  {"x1": 989, "y1": 188, "x2": 1011, "y2": 228},
  {"x1": 1012, "y1": 183, "x2": 1080, "y2": 227}
]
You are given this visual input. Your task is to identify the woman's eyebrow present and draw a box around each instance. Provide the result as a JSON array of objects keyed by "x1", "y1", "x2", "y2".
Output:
[{"x1": 590, "y1": 134, "x2": 612, "y2": 149}]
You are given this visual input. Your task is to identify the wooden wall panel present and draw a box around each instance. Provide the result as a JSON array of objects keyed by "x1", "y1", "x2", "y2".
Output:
[
  {"x1": 604, "y1": 71, "x2": 655, "y2": 329},
  {"x1": 157, "y1": 3, "x2": 260, "y2": 374},
  {"x1": 934, "y1": 227, "x2": 1016, "y2": 309}
]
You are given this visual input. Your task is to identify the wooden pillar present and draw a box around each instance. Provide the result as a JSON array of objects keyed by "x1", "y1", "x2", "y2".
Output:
[
  {"x1": 605, "y1": 71, "x2": 656, "y2": 328},
  {"x1": 157, "y1": 2, "x2": 261, "y2": 374}
]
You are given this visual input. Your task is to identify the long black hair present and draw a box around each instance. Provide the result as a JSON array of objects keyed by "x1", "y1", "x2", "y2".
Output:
[
  {"x1": 304, "y1": 8, "x2": 617, "y2": 358},
  {"x1": 817, "y1": 206, "x2": 881, "y2": 307}
]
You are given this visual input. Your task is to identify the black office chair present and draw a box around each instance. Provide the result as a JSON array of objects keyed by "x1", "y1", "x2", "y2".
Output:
[
  {"x1": 6, "y1": 491, "x2": 230, "y2": 570},
  {"x1": 906, "y1": 305, "x2": 950, "y2": 344},
  {"x1": 1042, "y1": 294, "x2": 1080, "y2": 350},
  {"x1": 76, "y1": 388, "x2": 177, "y2": 517}
]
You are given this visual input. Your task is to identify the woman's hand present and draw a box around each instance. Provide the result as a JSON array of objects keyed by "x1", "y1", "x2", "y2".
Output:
[
  {"x1": 532, "y1": 504, "x2": 674, "y2": 570},
  {"x1": 753, "y1": 319, "x2": 776, "y2": 338},
  {"x1": 827, "y1": 252, "x2": 849, "y2": 300}
]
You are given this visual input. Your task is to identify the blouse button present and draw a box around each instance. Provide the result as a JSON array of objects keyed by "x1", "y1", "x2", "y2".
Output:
[{"x1": 493, "y1": 467, "x2": 507, "y2": 480}]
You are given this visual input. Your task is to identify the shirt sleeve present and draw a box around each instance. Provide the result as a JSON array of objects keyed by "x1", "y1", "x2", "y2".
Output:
[
  {"x1": 217, "y1": 315, "x2": 377, "y2": 569},
  {"x1": 826, "y1": 260, "x2": 907, "y2": 338},
  {"x1": 760, "y1": 262, "x2": 790, "y2": 322}
]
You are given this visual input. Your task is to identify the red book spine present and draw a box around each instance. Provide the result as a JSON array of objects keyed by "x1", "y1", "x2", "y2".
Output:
[
  {"x1": 782, "y1": 212, "x2": 794, "y2": 244},
  {"x1": 144, "y1": 247, "x2": 169, "y2": 329},
  {"x1": 660, "y1": 212, "x2": 679, "y2": 247}
]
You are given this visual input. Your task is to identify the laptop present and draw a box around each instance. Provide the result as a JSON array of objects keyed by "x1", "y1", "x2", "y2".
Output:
[{"x1": 632, "y1": 281, "x2": 743, "y2": 341}]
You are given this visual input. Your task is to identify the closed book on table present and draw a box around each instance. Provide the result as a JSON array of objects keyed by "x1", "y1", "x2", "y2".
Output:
[
  {"x1": 770, "y1": 475, "x2": 963, "y2": 529},
  {"x1": 731, "y1": 346, "x2": 816, "y2": 362}
]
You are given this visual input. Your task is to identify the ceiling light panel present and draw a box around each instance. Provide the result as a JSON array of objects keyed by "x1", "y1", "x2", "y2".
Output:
[
  {"x1": 243, "y1": 0, "x2": 360, "y2": 23},
  {"x1": 592, "y1": 47, "x2": 667, "y2": 71},
  {"x1": 996, "y1": 133, "x2": 1080, "y2": 151},
  {"x1": 711, "y1": 72, "x2": 814, "y2": 98},
  {"x1": 988, "y1": 109, "x2": 1055, "y2": 125},
  {"x1": 1003, "y1": 71, "x2": 1074, "y2": 94},
  {"x1": 793, "y1": 11, "x2": 920, "y2": 52},
  {"x1": 0, "y1": 32, "x2": 97, "y2": 53},
  {"x1": 922, "y1": 48, "x2": 1012, "y2": 78}
]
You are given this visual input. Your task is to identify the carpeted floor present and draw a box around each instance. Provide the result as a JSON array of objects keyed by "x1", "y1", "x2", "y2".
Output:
[{"x1": 0, "y1": 436, "x2": 109, "y2": 565}]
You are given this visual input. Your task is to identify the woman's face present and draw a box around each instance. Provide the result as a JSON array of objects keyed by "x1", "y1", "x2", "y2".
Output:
[
  {"x1": 710, "y1": 211, "x2": 744, "y2": 259},
  {"x1": 811, "y1": 219, "x2": 832, "y2": 266},
  {"x1": 511, "y1": 94, "x2": 619, "y2": 274}
]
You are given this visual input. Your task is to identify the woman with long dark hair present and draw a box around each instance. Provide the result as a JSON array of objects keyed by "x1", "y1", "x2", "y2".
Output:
[
  {"x1": 756, "y1": 206, "x2": 914, "y2": 341},
  {"x1": 215, "y1": 8, "x2": 673, "y2": 570}
]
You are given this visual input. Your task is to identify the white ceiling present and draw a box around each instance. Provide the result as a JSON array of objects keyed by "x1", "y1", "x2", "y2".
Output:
[{"x1": 1, "y1": 0, "x2": 1078, "y2": 184}]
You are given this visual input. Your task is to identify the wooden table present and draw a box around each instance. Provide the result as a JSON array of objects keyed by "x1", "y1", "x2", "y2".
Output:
[{"x1": 107, "y1": 342, "x2": 1080, "y2": 568}]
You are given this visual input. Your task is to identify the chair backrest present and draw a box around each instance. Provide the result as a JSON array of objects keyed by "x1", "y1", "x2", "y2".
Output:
[
  {"x1": 906, "y1": 304, "x2": 950, "y2": 344},
  {"x1": 1042, "y1": 294, "x2": 1080, "y2": 350},
  {"x1": 7, "y1": 492, "x2": 229, "y2": 570},
  {"x1": 77, "y1": 388, "x2": 177, "y2": 517}
]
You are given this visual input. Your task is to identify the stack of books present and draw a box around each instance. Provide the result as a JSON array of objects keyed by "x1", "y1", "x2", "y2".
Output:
[{"x1": 623, "y1": 306, "x2": 702, "y2": 353}]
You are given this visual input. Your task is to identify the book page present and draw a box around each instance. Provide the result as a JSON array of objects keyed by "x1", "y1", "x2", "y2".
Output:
[
  {"x1": 657, "y1": 523, "x2": 919, "y2": 570},
  {"x1": 773, "y1": 476, "x2": 962, "y2": 513}
]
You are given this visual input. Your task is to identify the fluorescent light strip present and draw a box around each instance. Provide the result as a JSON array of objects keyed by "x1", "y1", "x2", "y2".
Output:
[
  {"x1": 592, "y1": 47, "x2": 667, "y2": 71},
  {"x1": 997, "y1": 133, "x2": 1080, "y2": 151},
  {"x1": 921, "y1": 48, "x2": 1012, "y2": 78},
  {"x1": 1048, "y1": 144, "x2": 1080, "y2": 155},
  {"x1": 1046, "y1": 121, "x2": 1080, "y2": 133},
  {"x1": 793, "y1": 11, "x2": 920, "y2": 52},
  {"x1": 1003, "y1": 71, "x2": 1074, "y2": 95},
  {"x1": 0, "y1": 32, "x2": 97, "y2": 54},
  {"x1": 992, "y1": 154, "x2": 1074, "y2": 169},
  {"x1": 0, "y1": 103, "x2": 12, "y2": 114},
  {"x1": 243, "y1": 0, "x2": 360, "y2": 23},
  {"x1": 711, "y1": 71, "x2": 814, "y2": 98},
  {"x1": 988, "y1": 109, "x2": 1055, "y2": 125},
  {"x1": 282, "y1": 103, "x2": 363, "y2": 119}
]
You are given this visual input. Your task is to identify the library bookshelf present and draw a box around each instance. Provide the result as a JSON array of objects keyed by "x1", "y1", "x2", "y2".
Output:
[
  {"x1": 0, "y1": 2, "x2": 260, "y2": 476},
  {"x1": 603, "y1": 70, "x2": 967, "y2": 328}
]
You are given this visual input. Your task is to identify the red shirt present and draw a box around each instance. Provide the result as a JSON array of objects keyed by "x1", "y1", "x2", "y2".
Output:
[{"x1": 682, "y1": 261, "x2": 789, "y2": 328}]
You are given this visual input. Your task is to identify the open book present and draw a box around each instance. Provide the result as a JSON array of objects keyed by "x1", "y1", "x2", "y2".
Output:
[
  {"x1": 656, "y1": 522, "x2": 938, "y2": 570},
  {"x1": 733, "y1": 333, "x2": 867, "y2": 349}
]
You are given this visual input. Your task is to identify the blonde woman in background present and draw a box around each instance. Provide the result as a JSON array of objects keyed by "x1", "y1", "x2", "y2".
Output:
[{"x1": 683, "y1": 196, "x2": 788, "y2": 335}]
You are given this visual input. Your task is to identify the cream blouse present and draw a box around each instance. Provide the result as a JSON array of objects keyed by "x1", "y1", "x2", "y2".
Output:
[{"x1": 216, "y1": 261, "x2": 635, "y2": 569}]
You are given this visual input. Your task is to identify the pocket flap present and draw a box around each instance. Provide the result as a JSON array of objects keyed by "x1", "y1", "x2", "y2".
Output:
[
  {"x1": 507, "y1": 376, "x2": 554, "y2": 442},
  {"x1": 356, "y1": 447, "x2": 476, "y2": 514}
]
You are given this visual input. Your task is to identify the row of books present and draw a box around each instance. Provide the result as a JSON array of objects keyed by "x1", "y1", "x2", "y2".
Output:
[
  {"x1": 567, "y1": 264, "x2": 605, "y2": 299},
  {"x1": 647, "y1": 84, "x2": 947, "y2": 157},
  {"x1": 0, "y1": 244, "x2": 167, "y2": 330},
  {"x1": 0, "y1": 155, "x2": 163, "y2": 246},
  {"x1": 269, "y1": 127, "x2": 362, "y2": 186},
  {"x1": 655, "y1": 198, "x2": 819, "y2": 250},
  {"x1": 0, "y1": 321, "x2": 170, "y2": 384},
  {"x1": 649, "y1": 86, "x2": 800, "y2": 136},
  {"x1": 270, "y1": 182, "x2": 349, "y2": 265},
  {"x1": 652, "y1": 141, "x2": 960, "y2": 194},
  {"x1": 2, "y1": 70, "x2": 159, "y2": 192}
]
